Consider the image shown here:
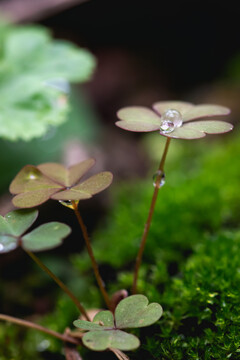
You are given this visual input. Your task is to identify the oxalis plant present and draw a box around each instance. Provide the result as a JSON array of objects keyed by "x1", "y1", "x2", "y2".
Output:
[{"x1": 0, "y1": 101, "x2": 233, "y2": 359}]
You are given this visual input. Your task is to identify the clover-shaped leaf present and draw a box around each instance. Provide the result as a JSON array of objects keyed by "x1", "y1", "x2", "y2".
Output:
[
  {"x1": 116, "y1": 101, "x2": 233, "y2": 139},
  {"x1": 73, "y1": 295, "x2": 163, "y2": 351},
  {"x1": 0, "y1": 209, "x2": 71, "y2": 253},
  {"x1": 0, "y1": 24, "x2": 96, "y2": 141},
  {"x1": 9, "y1": 158, "x2": 113, "y2": 208}
]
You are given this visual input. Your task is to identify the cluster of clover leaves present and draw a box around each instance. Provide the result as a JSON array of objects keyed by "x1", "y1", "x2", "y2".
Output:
[{"x1": 0, "y1": 101, "x2": 233, "y2": 359}]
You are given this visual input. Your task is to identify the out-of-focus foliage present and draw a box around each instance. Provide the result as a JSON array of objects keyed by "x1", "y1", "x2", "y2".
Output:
[
  {"x1": 73, "y1": 133, "x2": 240, "y2": 272},
  {"x1": 0, "y1": 22, "x2": 96, "y2": 141},
  {"x1": 227, "y1": 52, "x2": 240, "y2": 81},
  {"x1": 10, "y1": 159, "x2": 113, "y2": 208},
  {"x1": 1, "y1": 132, "x2": 239, "y2": 359},
  {"x1": 0, "y1": 89, "x2": 99, "y2": 192},
  {"x1": 71, "y1": 133, "x2": 240, "y2": 358}
]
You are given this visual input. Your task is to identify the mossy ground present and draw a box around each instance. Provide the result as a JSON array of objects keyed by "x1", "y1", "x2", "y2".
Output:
[{"x1": 1, "y1": 133, "x2": 240, "y2": 359}]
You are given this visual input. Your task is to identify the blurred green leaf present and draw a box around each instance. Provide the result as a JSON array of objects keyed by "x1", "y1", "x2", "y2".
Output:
[
  {"x1": 0, "y1": 209, "x2": 70, "y2": 253},
  {"x1": 22, "y1": 222, "x2": 71, "y2": 252},
  {"x1": 0, "y1": 209, "x2": 38, "y2": 236},
  {"x1": 0, "y1": 24, "x2": 96, "y2": 141}
]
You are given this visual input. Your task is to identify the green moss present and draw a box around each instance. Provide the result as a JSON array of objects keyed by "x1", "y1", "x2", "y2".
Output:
[
  {"x1": 142, "y1": 231, "x2": 240, "y2": 359},
  {"x1": 72, "y1": 135, "x2": 240, "y2": 277},
  {"x1": 2, "y1": 134, "x2": 240, "y2": 359}
]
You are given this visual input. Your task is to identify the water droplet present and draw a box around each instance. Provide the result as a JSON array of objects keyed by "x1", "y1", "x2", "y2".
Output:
[
  {"x1": 160, "y1": 120, "x2": 174, "y2": 133},
  {"x1": 37, "y1": 339, "x2": 50, "y2": 352},
  {"x1": 0, "y1": 236, "x2": 17, "y2": 253},
  {"x1": 160, "y1": 109, "x2": 183, "y2": 133},
  {"x1": 153, "y1": 170, "x2": 165, "y2": 188},
  {"x1": 26, "y1": 168, "x2": 40, "y2": 181},
  {"x1": 58, "y1": 200, "x2": 79, "y2": 209}
]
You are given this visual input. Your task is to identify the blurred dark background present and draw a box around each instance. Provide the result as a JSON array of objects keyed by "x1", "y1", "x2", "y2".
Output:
[
  {"x1": 0, "y1": 2, "x2": 239, "y2": 357},
  {"x1": 1, "y1": 0, "x2": 239, "y2": 109}
]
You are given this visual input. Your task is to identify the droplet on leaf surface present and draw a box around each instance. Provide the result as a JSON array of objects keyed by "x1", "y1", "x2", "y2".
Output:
[
  {"x1": 153, "y1": 170, "x2": 165, "y2": 188},
  {"x1": 0, "y1": 236, "x2": 17, "y2": 253},
  {"x1": 160, "y1": 109, "x2": 183, "y2": 133},
  {"x1": 25, "y1": 168, "x2": 40, "y2": 181},
  {"x1": 160, "y1": 120, "x2": 174, "y2": 133},
  {"x1": 162, "y1": 109, "x2": 183, "y2": 128}
]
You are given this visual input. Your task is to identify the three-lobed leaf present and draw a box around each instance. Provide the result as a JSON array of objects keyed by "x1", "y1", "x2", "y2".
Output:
[
  {"x1": 116, "y1": 101, "x2": 233, "y2": 139},
  {"x1": 10, "y1": 159, "x2": 113, "y2": 208},
  {"x1": 73, "y1": 295, "x2": 163, "y2": 352},
  {"x1": 0, "y1": 210, "x2": 71, "y2": 253}
]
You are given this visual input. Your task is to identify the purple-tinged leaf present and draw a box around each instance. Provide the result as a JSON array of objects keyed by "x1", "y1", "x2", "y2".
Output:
[
  {"x1": 161, "y1": 126, "x2": 206, "y2": 139},
  {"x1": 10, "y1": 165, "x2": 62, "y2": 194},
  {"x1": 10, "y1": 160, "x2": 112, "y2": 208},
  {"x1": 68, "y1": 159, "x2": 96, "y2": 187},
  {"x1": 183, "y1": 104, "x2": 231, "y2": 122},
  {"x1": 37, "y1": 163, "x2": 69, "y2": 186},
  {"x1": 153, "y1": 101, "x2": 193, "y2": 116},
  {"x1": 37, "y1": 159, "x2": 96, "y2": 187},
  {"x1": 117, "y1": 107, "x2": 160, "y2": 124},
  {"x1": 116, "y1": 121, "x2": 160, "y2": 132},
  {"x1": 51, "y1": 190, "x2": 91, "y2": 201},
  {"x1": 116, "y1": 107, "x2": 161, "y2": 132},
  {"x1": 12, "y1": 189, "x2": 60, "y2": 208},
  {"x1": 183, "y1": 120, "x2": 233, "y2": 134}
]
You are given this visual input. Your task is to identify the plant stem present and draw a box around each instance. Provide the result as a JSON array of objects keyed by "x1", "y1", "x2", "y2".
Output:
[
  {"x1": 26, "y1": 250, "x2": 90, "y2": 321},
  {"x1": 109, "y1": 348, "x2": 129, "y2": 360},
  {"x1": 0, "y1": 313, "x2": 79, "y2": 344},
  {"x1": 71, "y1": 201, "x2": 112, "y2": 311},
  {"x1": 132, "y1": 137, "x2": 171, "y2": 294}
]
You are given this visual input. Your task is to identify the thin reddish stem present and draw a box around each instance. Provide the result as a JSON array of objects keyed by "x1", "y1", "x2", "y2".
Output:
[
  {"x1": 26, "y1": 250, "x2": 90, "y2": 320},
  {"x1": 71, "y1": 201, "x2": 112, "y2": 310},
  {"x1": 0, "y1": 313, "x2": 79, "y2": 345},
  {"x1": 132, "y1": 137, "x2": 171, "y2": 294}
]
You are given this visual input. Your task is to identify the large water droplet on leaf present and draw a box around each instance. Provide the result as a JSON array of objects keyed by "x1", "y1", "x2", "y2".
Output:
[
  {"x1": 160, "y1": 120, "x2": 174, "y2": 134},
  {"x1": 160, "y1": 109, "x2": 183, "y2": 133},
  {"x1": 163, "y1": 109, "x2": 183, "y2": 127},
  {"x1": 153, "y1": 170, "x2": 165, "y2": 188}
]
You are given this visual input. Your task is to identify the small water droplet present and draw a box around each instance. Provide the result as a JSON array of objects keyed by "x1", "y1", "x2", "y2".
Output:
[
  {"x1": 58, "y1": 200, "x2": 79, "y2": 209},
  {"x1": 26, "y1": 168, "x2": 40, "y2": 181},
  {"x1": 153, "y1": 170, "x2": 165, "y2": 188},
  {"x1": 37, "y1": 339, "x2": 50, "y2": 352},
  {"x1": 160, "y1": 120, "x2": 174, "y2": 133},
  {"x1": 0, "y1": 236, "x2": 17, "y2": 253},
  {"x1": 160, "y1": 109, "x2": 183, "y2": 133}
]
